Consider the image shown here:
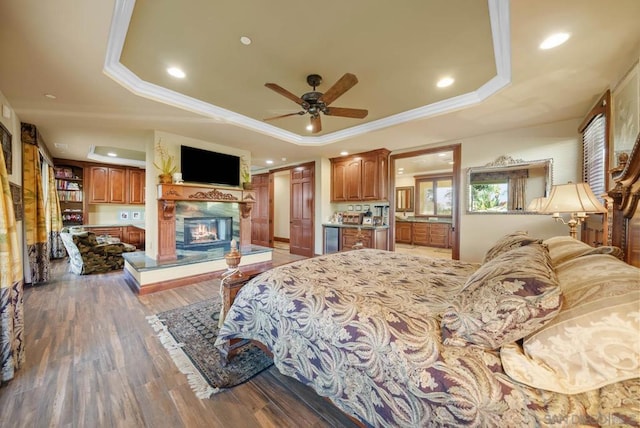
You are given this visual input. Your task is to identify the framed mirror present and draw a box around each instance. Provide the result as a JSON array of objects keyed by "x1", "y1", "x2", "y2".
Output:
[
  {"x1": 396, "y1": 186, "x2": 414, "y2": 212},
  {"x1": 467, "y1": 156, "x2": 553, "y2": 214}
]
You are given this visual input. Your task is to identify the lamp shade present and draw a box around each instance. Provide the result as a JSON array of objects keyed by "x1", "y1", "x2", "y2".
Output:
[
  {"x1": 526, "y1": 197, "x2": 548, "y2": 212},
  {"x1": 541, "y1": 182, "x2": 606, "y2": 214}
]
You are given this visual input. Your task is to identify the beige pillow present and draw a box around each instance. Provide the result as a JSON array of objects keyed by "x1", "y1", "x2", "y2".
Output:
[
  {"x1": 543, "y1": 236, "x2": 623, "y2": 266},
  {"x1": 501, "y1": 254, "x2": 640, "y2": 394},
  {"x1": 442, "y1": 243, "x2": 562, "y2": 349},
  {"x1": 482, "y1": 231, "x2": 542, "y2": 264}
]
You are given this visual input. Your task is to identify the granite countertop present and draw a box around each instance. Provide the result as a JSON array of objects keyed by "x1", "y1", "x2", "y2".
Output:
[
  {"x1": 82, "y1": 223, "x2": 146, "y2": 229},
  {"x1": 395, "y1": 217, "x2": 452, "y2": 224},
  {"x1": 322, "y1": 223, "x2": 389, "y2": 229}
]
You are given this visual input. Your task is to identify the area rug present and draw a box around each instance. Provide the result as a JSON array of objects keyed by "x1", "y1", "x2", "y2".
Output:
[{"x1": 147, "y1": 298, "x2": 273, "y2": 398}]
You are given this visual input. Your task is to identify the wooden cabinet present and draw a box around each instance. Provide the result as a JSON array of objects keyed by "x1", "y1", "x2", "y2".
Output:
[
  {"x1": 341, "y1": 227, "x2": 388, "y2": 250},
  {"x1": 395, "y1": 221, "x2": 413, "y2": 244},
  {"x1": 395, "y1": 221, "x2": 452, "y2": 248},
  {"x1": 127, "y1": 168, "x2": 146, "y2": 205},
  {"x1": 54, "y1": 161, "x2": 85, "y2": 226},
  {"x1": 88, "y1": 165, "x2": 145, "y2": 204},
  {"x1": 85, "y1": 226, "x2": 124, "y2": 241},
  {"x1": 126, "y1": 226, "x2": 145, "y2": 249},
  {"x1": 330, "y1": 149, "x2": 390, "y2": 202}
]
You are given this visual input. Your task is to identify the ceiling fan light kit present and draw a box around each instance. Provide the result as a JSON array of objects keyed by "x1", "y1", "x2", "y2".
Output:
[{"x1": 264, "y1": 73, "x2": 368, "y2": 133}]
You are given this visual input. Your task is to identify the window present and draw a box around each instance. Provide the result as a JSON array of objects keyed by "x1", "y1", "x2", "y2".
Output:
[
  {"x1": 415, "y1": 176, "x2": 452, "y2": 216},
  {"x1": 579, "y1": 90, "x2": 610, "y2": 200}
]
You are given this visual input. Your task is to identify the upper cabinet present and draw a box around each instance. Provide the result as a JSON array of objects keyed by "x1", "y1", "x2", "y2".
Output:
[
  {"x1": 88, "y1": 165, "x2": 145, "y2": 205},
  {"x1": 330, "y1": 149, "x2": 390, "y2": 202}
]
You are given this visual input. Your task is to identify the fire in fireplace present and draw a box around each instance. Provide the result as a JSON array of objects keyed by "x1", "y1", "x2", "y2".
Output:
[{"x1": 181, "y1": 216, "x2": 233, "y2": 250}]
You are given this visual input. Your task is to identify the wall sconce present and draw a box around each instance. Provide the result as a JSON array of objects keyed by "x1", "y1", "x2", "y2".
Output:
[{"x1": 541, "y1": 182, "x2": 606, "y2": 239}]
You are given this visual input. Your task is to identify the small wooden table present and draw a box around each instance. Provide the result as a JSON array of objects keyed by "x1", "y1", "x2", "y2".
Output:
[{"x1": 220, "y1": 261, "x2": 273, "y2": 359}]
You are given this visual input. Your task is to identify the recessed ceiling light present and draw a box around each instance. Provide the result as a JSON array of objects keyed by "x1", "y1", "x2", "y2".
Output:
[
  {"x1": 107, "y1": 152, "x2": 117, "y2": 157},
  {"x1": 398, "y1": 167, "x2": 404, "y2": 171},
  {"x1": 436, "y1": 77, "x2": 454, "y2": 88},
  {"x1": 448, "y1": 161, "x2": 454, "y2": 165},
  {"x1": 44, "y1": 93, "x2": 57, "y2": 99},
  {"x1": 340, "y1": 151, "x2": 349, "y2": 156},
  {"x1": 266, "y1": 160, "x2": 274, "y2": 165},
  {"x1": 281, "y1": 157, "x2": 287, "y2": 161},
  {"x1": 306, "y1": 124, "x2": 313, "y2": 131},
  {"x1": 539, "y1": 32, "x2": 570, "y2": 50},
  {"x1": 167, "y1": 67, "x2": 186, "y2": 78},
  {"x1": 240, "y1": 36, "x2": 252, "y2": 45},
  {"x1": 398, "y1": 171, "x2": 404, "y2": 175}
]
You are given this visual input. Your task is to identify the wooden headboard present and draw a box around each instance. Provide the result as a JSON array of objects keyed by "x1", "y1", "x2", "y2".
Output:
[{"x1": 607, "y1": 132, "x2": 640, "y2": 267}]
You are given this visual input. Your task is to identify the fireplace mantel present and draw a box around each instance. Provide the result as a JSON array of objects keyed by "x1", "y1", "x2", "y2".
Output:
[{"x1": 157, "y1": 184, "x2": 255, "y2": 261}]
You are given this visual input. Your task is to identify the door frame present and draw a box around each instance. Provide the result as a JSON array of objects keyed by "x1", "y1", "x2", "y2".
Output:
[{"x1": 389, "y1": 144, "x2": 461, "y2": 259}]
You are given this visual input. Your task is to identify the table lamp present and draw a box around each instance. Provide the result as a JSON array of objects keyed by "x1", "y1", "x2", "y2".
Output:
[{"x1": 541, "y1": 182, "x2": 606, "y2": 239}]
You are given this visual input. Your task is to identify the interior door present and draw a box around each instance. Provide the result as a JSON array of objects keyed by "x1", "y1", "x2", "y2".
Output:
[
  {"x1": 250, "y1": 173, "x2": 271, "y2": 247},
  {"x1": 290, "y1": 162, "x2": 315, "y2": 257}
]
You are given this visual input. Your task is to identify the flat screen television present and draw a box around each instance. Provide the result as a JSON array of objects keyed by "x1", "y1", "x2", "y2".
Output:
[{"x1": 180, "y1": 145, "x2": 240, "y2": 187}]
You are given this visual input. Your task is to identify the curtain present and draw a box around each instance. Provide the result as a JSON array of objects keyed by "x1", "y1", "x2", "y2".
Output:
[
  {"x1": 508, "y1": 176, "x2": 527, "y2": 211},
  {"x1": 46, "y1": 165, "x2": 64, "y2": 259},
  {"x1": 22, "y1": 134, "x2": 50, "y2": 284},
  {"x1": 0, "y1": 139, "x2": 25, "y2": 383}
]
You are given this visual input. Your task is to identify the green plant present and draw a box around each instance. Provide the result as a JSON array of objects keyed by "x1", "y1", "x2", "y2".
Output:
[
  {"x1": 240, "y1": 156, "x2": 251, "y2": 183},
  {"x1": 153, "y1": 141, "x2": 178, "y2": 176}
]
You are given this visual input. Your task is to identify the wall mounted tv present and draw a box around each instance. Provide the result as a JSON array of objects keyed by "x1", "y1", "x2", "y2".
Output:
[{"x1": 180, "y1": 145, "x2": 240, "y2": 187}]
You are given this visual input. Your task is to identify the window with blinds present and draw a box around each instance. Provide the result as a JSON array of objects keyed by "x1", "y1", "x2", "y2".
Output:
[{"x1": 582, "y1": 114, "x2": 606, "y2": 201}]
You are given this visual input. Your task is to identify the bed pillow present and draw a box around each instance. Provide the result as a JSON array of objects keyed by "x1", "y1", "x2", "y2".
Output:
[
  {"x1": 442, "y1": 243, "x2": 562, "y2": 349},
  {"x1": 501, "y1": 254, "x2": 640, "y2": 394},
  {"x1": 482, "y1": 231, "x2": 542, "y2": 264},
  {"x1": 543, "y1": 235, "x2": 623, "y2": 266}
]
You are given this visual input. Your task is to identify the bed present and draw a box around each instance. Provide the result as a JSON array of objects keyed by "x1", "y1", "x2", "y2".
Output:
[{"x1": 215, "y1": 138, "x2": 640, "y2": 427}]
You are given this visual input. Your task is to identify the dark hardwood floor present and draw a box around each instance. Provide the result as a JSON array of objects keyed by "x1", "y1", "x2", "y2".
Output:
[{"x1": 0, "y1": 248, "x2": 359, "y2": 427}]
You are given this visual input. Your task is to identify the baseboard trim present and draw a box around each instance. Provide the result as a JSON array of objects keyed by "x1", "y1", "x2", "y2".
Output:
[{"x1": 273, "y1": 236, "x2": 290, "y2": 243}]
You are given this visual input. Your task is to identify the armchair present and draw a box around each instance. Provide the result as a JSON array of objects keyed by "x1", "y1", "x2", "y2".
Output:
[{"x1": 59, "y1": 229, "x2": 136, "y2": 275}]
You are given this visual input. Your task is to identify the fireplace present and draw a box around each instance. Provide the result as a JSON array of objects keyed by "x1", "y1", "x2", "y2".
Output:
[{"x1": 180, "y1": 216, "x2": 233, "y2": 250}]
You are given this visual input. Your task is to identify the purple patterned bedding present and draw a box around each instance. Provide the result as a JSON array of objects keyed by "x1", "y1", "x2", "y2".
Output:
[{"x1": 215, "y1": 249, "x2": 639, "y2": 427}]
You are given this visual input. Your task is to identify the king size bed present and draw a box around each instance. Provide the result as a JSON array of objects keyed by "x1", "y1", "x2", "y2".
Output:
[{"x1": 215, "y1": 137, "x2": 640, "y2": 427}]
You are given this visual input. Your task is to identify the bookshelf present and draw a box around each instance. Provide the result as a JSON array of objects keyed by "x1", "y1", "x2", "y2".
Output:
[{"x1": 54, "y1": 163, "x2": 85, "y2": 226}]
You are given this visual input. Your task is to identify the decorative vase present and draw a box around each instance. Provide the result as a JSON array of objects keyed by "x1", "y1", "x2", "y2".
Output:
[
  {"x1": 242, "y1": 182, "x2": 253, "y2": 190},
  {"x1": 158, "y1": 173, "x2": 172, "y2": 184}
]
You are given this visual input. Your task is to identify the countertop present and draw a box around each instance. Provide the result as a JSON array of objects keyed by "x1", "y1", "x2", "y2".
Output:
[
  {"x1": 81, "y1": 223, "x2": 146, "y2": 230},
  {"x1": 395, "y1": 217, "x2": 452, "y2": 224},
  {"x1": 322, "y1": 223, "x2": 389, "y2": 230}
]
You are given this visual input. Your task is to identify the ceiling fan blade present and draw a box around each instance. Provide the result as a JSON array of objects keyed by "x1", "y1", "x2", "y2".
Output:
[
  {"x1": 263, "y1": 111, "x2": 306, "y2": 121},
  {"x1": 325, "y1": 107, "x2": 368, "y2": 119},
  {"x1": 265, "y1": 83, "x2": 306, "y2": 106},
  {"x1": 311, "y1": 115, "x2": 322, "y2": 133},
  {"x1": 318, "y1": 73, "x2": 358, "y2": 106}
]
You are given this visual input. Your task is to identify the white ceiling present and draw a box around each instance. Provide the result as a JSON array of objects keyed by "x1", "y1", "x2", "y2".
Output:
[{"x1": 0, "y1": 0, "x2": 639, "y2": 172}]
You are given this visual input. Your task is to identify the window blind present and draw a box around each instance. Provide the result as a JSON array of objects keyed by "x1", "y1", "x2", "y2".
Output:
[{"x1": 582, "y1": 114, "x2": 606, "y2": 201}]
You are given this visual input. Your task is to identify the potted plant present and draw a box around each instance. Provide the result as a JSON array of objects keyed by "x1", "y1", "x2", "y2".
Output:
[
  {"x1": 153, "y1": 141, "x2": 178, "y2": 184},
  {"x1": 241, "y1": 156, "x2": 252, "y2": 190}
]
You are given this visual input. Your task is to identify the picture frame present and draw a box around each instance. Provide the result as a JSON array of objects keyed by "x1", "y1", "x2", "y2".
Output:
[
  {"x1": 119, "y1": 211, "x2": 130, "y2": 221},
  {"x1": 1, "y1": 122, "x2": 12, "y2": 174},
  {"x1": 363, "y1": 205, "x2": 370, "y2": 212},
  {"x1": 611, "y1": 61, "x2": 639, "y2": 172},
  {"x1": 355, "y1": 204, "x2": 362, "y2": 211},
  {"x1": 9, "y1": 183, "x2": 22, "y2": 220},
  {"x1": 131, "y1": 211, "x2": 142, "y2": 220},
  {"x1": 362, "y1": 217, "x2": 373, "y2": 225},
  {"x1": 347, "y1": 205, "x2": 354, "y2": 211}
]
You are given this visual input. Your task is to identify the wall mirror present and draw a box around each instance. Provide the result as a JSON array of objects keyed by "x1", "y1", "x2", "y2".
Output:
[
  {"x1": 467, "y1": 156, "x2": 553, "y2": 214},
  {"x1": 396, "y1": 186, "x2": 414, "y2": 212}
]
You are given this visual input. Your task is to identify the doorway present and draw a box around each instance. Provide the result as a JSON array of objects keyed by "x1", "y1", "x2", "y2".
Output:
[{"x1": 389, "y1": 144, "x2": 461, "y2": 259}]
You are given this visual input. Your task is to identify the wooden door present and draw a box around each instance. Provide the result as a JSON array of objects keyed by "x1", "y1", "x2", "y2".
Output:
[
  {"x1": 128, "y1": 168, "x2": 146, "y2": 204},
  {"x1": 361, "y1": 154, "x2": 379, "y2": 200},
  {"x1": 109, "y1": 167, "x2": 127, "y2": 203},
  {"x1": 290, "y1": 163, "x2": 315, "y2": 257},
  {"x1": 251, "y1": 173, "x2": 271, "y2": 247},
  {"x1": 88, "y1": 166, "x2": 109, "y2": 203}
]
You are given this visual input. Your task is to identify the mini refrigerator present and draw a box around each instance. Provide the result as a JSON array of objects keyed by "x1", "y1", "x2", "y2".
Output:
[{"x1": 324, "y1": 226, "x2": 340, "y2": 254}]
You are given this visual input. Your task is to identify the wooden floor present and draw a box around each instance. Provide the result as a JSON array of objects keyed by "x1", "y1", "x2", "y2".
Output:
[{"x1": 0, "y1": 248, "x2": 359, "y2": 428}]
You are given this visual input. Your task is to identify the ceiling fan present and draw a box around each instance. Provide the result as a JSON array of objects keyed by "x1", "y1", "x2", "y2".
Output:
[{"x1": 264, "y1": 73, "x2": 368, "y2": 133}]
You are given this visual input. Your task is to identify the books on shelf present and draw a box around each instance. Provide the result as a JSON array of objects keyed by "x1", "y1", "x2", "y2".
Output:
[{"x1": 58, "y1": 190, "x2": 83, "y2": 202}]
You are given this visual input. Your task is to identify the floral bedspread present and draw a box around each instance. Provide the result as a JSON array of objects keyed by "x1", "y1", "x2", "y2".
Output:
[{"x1": 215, "y1": 249, "x2": 640, "y2": 427}]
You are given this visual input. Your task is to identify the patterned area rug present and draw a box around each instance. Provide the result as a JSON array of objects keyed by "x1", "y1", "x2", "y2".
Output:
[{"x1": 147, "y1": 299, "x2": 273, "y2": 398}]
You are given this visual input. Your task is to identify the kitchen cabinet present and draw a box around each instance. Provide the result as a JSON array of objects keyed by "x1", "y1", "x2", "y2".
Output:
[
  {"x1": 341, "y1": 227, "x2": 388, "y2": 251},
  {"x1": 88, "y1": 165, "x2": 145, "y2": 204},
  {"x1": 126, "y1": 226, "x2": 145, "y2": 249},
  {"x1": 330, "y1": 148, "x2": 390, "y2": 202},
  {"x1": 395, "y1": 221, "x2": 452, "y2": 248},
  {"x1": 84, "y1": 225, "x2": 145, "y2": 249}
]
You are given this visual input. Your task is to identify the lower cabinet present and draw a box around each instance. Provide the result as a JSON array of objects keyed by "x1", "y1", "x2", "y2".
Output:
[
  {"x1": 86, "y1": 226, "x2": 124, "y2": 241},
  {"x1": 85, "y1": 226, "x2": 145, "y2": 249},
  {"x1": 324, "y1": 226, "x2": 389, "y2": 252},
  {"x1": 126, "y1": 227, "x2": 146, "y2": 249},
  {"x1": 395, "y1": 221, "x2": 451, "y2": 248}
]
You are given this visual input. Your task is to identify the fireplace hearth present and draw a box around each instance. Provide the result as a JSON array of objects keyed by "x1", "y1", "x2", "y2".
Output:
[{"x1": 180, "y1": 216, "x2": 233, "y2": 250}]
